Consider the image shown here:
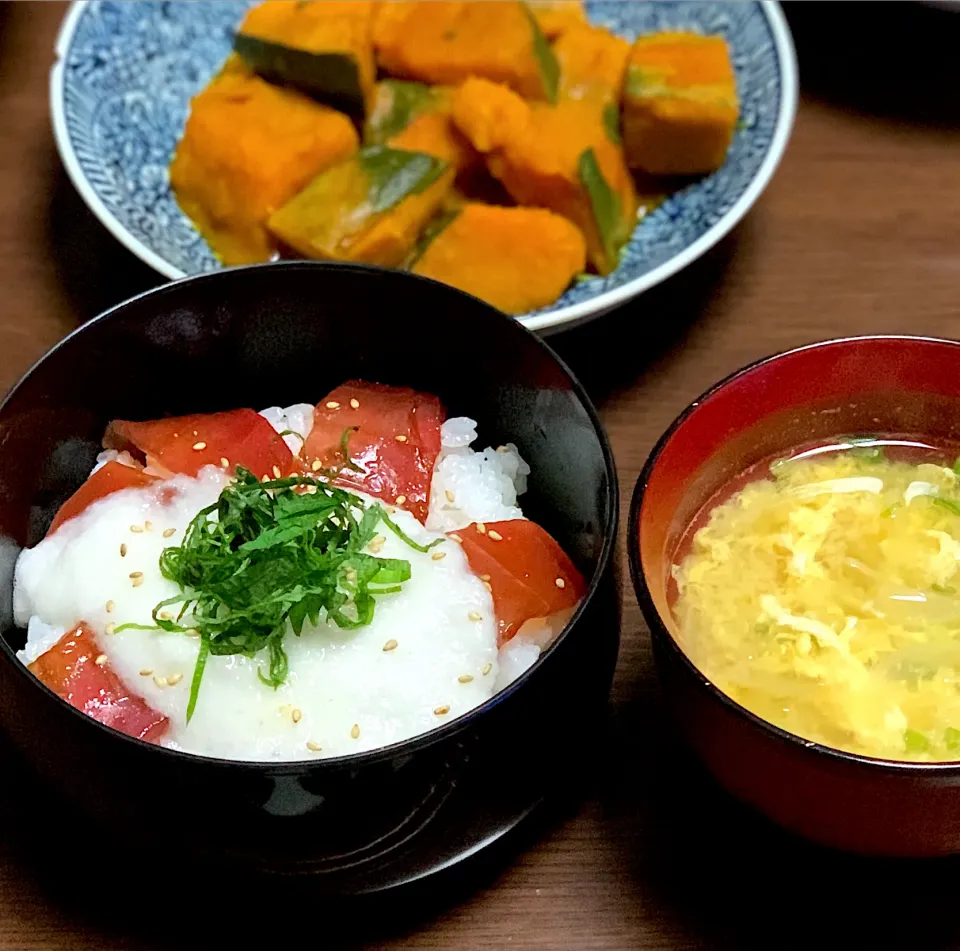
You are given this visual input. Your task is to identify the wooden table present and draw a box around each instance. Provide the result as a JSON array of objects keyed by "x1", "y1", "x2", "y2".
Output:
[{"x1": 3, "y1": 3, "x2": 960, "y2": 949}]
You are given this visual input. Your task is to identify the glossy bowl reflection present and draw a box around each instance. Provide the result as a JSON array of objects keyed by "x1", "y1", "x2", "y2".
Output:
[
  {"x1": 630, "y1": 335, "x2": 960, "y2": 857},
  {"x1": 0, "y1": 262, "x2": 619, "y2": 883}
]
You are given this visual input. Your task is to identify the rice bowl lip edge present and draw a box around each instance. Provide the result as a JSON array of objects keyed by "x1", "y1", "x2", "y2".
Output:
[
  {"x1": 629, "y1": 332, "x2": 960, "y2": 777},
  {"x1": 48, "y1": 0, "x2": 799, "y2": 336},
  {"x1": 0, "y1": 260, "x2": 620, "y2": 773}
]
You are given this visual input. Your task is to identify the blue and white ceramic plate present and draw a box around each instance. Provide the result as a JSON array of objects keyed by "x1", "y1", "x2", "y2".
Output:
[{"x1": 51, "y1": 1, "x2": 797, "y2": 334}]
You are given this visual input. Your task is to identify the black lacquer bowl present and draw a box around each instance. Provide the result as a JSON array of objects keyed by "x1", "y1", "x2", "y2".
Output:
[{"x1": 0, "y1": 263, "x2": 619, "y2": 889}]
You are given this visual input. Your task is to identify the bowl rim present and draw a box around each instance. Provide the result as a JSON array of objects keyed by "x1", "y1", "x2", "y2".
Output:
[
  {"x1": 0, "y1": 260, "x2": 620, "y2": 772},
  {"x1": 628, "y1": 333, "x2": 960, "y2": 776},
  {"x1": 48, "y1": 0, "x2": 798, "y2": 336}
]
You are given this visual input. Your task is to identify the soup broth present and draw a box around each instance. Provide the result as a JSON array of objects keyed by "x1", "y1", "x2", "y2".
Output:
[{"x1": 671, "y1": 434, "x2": 960, "y2": 762}]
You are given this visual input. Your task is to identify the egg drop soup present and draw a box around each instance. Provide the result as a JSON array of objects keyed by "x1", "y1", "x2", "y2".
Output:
[{"x1": 671, "y1": 436, "x2": 960, "y2": 762}]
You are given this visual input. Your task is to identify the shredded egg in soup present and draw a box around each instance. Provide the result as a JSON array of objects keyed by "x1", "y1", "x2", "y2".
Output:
[{"x1": 672, "y1": 440, "x2": 960, "y2": 762}]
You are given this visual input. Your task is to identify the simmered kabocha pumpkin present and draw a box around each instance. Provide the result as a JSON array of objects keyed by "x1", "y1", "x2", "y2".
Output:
[
  {"x1": 411, "y1": 203, "x2": 586, "y2": 315},
  {"x1": 267, "y1": 147, "x2": 455, "y2": 268},
  {"x1": 554, "y1": 23, "x2": 631, "y2": 106},
  {"x1": 366, "y1": 80, "x2": 447, "y2": 146},
  {"x1": 622, "y1": 32, "x2": 739, "y2": 176},
  {"x1": 366, "y1": 81, "x2": 482, "y2": 185},
  {"x1": 526, "y1": 0, "x2": 587, "y2": 40},
  {"x1": 169, "y1": 2, "x2": 740, "y2": 311},
  {"x1": 235, "y1": 0, "x2": 378, "y2": 116},
  {"x1": 373, "y1": 2, "x2": 560, "y2": 103},
  {"x1": 169, "y1": 59, "x2": 359, "y2": 265},
  {"x1": 451, "y1": 77, "x2": 637, "y2": 276}
]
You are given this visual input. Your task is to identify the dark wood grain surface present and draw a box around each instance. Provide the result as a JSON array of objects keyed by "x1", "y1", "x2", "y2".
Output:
[{"x1": 3, "y1": 3, "x2": 960, "y2": 949}]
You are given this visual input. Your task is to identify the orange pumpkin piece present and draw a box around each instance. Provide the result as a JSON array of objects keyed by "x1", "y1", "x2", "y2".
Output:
[
  {"x1": 366, "y1": 80, "x2": 485, "y2": 187},
  {"x1": 389, "y1": 110, "x2": 481, "y2": 181},
  {"x1": 412, "y1": 203, "x2": 586, "y2": 314},
  {"x1": 622, "y1": 32, "x2": 739, "y2": 176},
  {"x1": 554, "y1": 23, "x2": 631, "y2": 105},
  {"x1": 451, "y1": 78, "x2": 637, "y2": 276},
  {"x1": 267, "y1": 147, "x2": 455, "y2": 269},
  {"x1": 169, "y1": 60, "x2": 359, "y2": 265},
  {"x1": 527, "y1": 0, "x2": 587, "y2": 40},
  {"x1": 448, "y1": 77, "x2": 531, "y2": 154},
  {"x1": 373, "y1": 1, "x2": 559, "y2": 102},
  {"x1": 236, "y1": 0, "x2": 378, "y2": 114}
]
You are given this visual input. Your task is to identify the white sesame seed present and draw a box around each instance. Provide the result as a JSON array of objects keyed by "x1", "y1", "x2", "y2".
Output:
[
  {"x1": 434, "y1": 705, "x2": 450, "y2": 716},
  {"x1": 153, "y1": 675, "x2": 168, "y2": 687},
  {"x1": 158, "y1": 611, "x2": 172, "y2": 621},
  {"x1": 482, "y1": 663, "x2": 492, "y2": 676},
  {"x1": 395, "y1": 495, "x2": 407, "y2": 505},
  {"x1": 445, "y1": 489, "x2": 455, "y2": 503},
  {"x1": 395, "y1": 434, "x2": 408, "y2": 443},
  {"x1": 292, "y1": 708, "x2": 302, "y2": 723},
  {"x1": 483, "y1": 581, "x2": 492, "y2": 592},
  {"x1": 458, "y1": 674, "x2": 473, "y2": 684},
  {"x1": 326, "y1": 401, "x2": 341, "y2": 409},
  {"x1": 368, "y1": 535, "x2": 385, "y2": 554},
  {"x1": 167, "y1": 672, "x2": 183, "y2": 686},
  {"x1": 192, "y1": 441, "x2": 207, "y2": 451},
  {"x1": 144, "y1": 521, "x2": 153, "y2": 532},
  {"x1": 131, "y1": 576, "x2": 144, "y2": 588},
  {"x1": 350, "y1": 724, "x2": 360, "y2": 739},
  {"x1": 383, "y1": 639, "x2": 398, "y2": 652},
  {"x1": 120, "y1": 543, "x2": 127, "y2": 557},
  {"x1": 555, "y1": 577, "x2": 566, "y2": 589},
  {"x1": 95, "y1": 653, "x2": 108, "y2": 667},
  {"x1": 311, "y1": 459, "x2": 323, "y2": 472},
  {"x1": 220, "y1": 457, "x2": 230, "y2": 469},
  {"x1": 476, "y1": 522, "x2": 486, "y2": 534},
  {"x1": 350, "y1": 398, "x2": 360, "y2": 409},
  {"x1": 488, "y1": 530, "x2": 503, "y2": 541},
  {"x1": 130, "y1": 525, "x2": 143, "y2": 533},
  {"x1": 306, "y1": 740, "x2": 323, "y2": 752},
  {"x1": 105, "y1": 600, "x2": 115, "y2": 613},
  {"x1": 468, "y1": 611, "x2": 482, "y2": 622},
  {"x1": 272, "y1": 465, "x2": 281, "y2": 479},
  {"x1": 162, "y1": 527, "x2": 176, "y2": 538},
  {"x1": 139, "y1": 668, "x2": 153, "y2": 677},
  {"x1": 431, "y1": 551, "x2": 446, "y2": 561},
  {"x1": 129, "y1": 571, "x2": 143, "y2": 579},
  {"x1": 480, "y1": 574, "x2": 491, "y2": 581},
  {"x1": 105, "y1": 622, "x2": 116, "y2": 635},
  {"x1": 449, "y1": 533, "x2": 462, "y2": 543}
]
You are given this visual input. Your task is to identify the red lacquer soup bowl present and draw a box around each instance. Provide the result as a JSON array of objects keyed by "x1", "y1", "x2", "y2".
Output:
[{"x1": 629, "y1": 335, "x2": 960, "y2": 858}]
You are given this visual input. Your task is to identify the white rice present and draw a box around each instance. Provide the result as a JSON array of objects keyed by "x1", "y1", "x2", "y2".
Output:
[
  {"x1": 426, "y1": 418, "x2": 530, "y2": 534},
  {"x1": 258, "y1": 403, "x2": 315, "y2": 454},
  {"x1": 14, "y1": 403, "x2": 563, "y2": 758},
  {"x1": 90, "y1": 449, "x2": 140, "y2": 476},
  {"x1": 20, "y1": 615, "x2": 65, "y2": 666}
]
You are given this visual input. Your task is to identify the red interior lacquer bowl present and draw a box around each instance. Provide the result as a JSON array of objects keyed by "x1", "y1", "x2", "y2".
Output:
[{"x1": 629, "y1": 335, "x2": 960, "y2": 858}]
